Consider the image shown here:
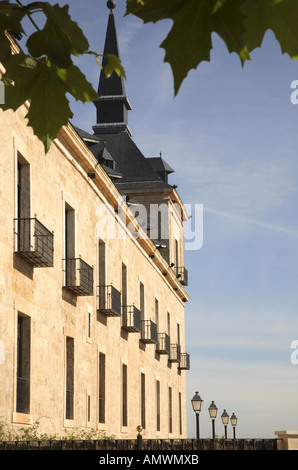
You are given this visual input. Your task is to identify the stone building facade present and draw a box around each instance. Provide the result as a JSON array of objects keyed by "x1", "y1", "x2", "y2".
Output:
[{"x1": 0, "y1": 6, "x2": 190, "y2": 439}]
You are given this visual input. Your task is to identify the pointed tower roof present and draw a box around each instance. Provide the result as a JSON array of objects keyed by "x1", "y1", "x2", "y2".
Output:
[
  {"x1": 93, "y1": 1, "x2": 132, "y2": 136},
  {"x1": 87, "y1": 2, "x2": 175, "y2": 194}
]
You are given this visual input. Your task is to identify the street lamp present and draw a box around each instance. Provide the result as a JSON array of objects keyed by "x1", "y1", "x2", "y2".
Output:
[
  {"x1": 208, "y1": 401, "x2": 218, "y2": 439},
  {"x1": 230, "y1": 413, "x2": 238, "y2": 439},
  {"x1": 221, "y1": 409, "x2": 229, "y2": 438},
  {"x1": 191, "y1": 391, "x2": 203, "y2": 439}
]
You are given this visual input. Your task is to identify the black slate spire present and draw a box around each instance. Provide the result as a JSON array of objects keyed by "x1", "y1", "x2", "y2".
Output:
[{"x1": 93, "y1": 1, "x2": 132, "y2": 136}]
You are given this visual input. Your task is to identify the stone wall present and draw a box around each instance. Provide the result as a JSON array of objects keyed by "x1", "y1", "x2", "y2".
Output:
[
  {"x1": 0, "y1": 105, "x2": 189, "y2": 439},
  {"x1": 275, "y1": 431, "x2": 298, "y2": 450}
]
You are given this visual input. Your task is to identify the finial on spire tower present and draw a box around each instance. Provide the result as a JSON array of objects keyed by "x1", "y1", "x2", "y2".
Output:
[{"x1": 107, "y1": 0, "x2": 116, "y2": 11}]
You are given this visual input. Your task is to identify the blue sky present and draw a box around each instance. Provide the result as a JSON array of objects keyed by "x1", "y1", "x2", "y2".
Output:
[{"x1": 22, "y1": 1, "x2": 298, "y2": 438}]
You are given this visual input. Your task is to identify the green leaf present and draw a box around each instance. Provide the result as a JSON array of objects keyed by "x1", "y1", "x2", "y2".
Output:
[
  {"x1": 212, "y1": 0, "x2": 250, "y2": 64},
  {"x1": 0, "y1": 1, "x2": 25, "y2": 62},
  {"x1": 26, "y1": 3, "x2": 89, "y2": 68},
  {"x1": 26, "y1": 59, "x2": 72, "y2": 153},
  {"x1": 2, "y1": 53, "x2": 72, "y2": 152},
  {"x1": 126, "y1": 0, "x2": 250, "y2": 94},
  {"x1": 0, "y1": 0, "x2": 25, "y2": 32},
  {"x1": 242, "y1": 0, "x2": 298, "y2": 59},
  {"x1": 127, "y1": 0, "x2": 216, "y2": 94},
  {"x1": 56, "y1": 64, "x2": 98, "y2": 102},
  {"x1": 0, "y1": 31, "x2": 12, "y2": 62},
  {"x1": 162, "y1": 0, "x2": 215, "y2": 95},
  {"x1": 127, "y1": 0, "x2": 298, "y2": 94},
  {"x1": 1, "y1": 53, "x2": 38, "y2": 111},
  {"x1": 104, "y1": 54, "x2": 126, "y2": 79}
]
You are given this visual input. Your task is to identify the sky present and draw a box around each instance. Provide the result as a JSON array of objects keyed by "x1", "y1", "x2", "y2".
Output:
[{"x1": 21, "y1": 0, "x2": 298, "y2": 439}]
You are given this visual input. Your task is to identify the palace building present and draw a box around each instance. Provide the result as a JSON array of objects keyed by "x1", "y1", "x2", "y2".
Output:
[{"x1": 0, "y1": 3, "x2": 190, "y2": 439}]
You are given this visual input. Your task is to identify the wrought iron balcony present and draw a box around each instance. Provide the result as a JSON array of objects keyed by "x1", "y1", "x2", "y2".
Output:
[
  {"x1": 156, "y1": 332, "x2": 171, "y2": 355},
  {"x1": 97, "y1": 285, "x2": 121, "y2": 317},
  {"x1": 175, "y1": 266, "x2": 188, "y2": 286},
  {"x1": 14, "y1": 217, "x2": 54, "y2": 267},
  {"x1": 122, "y1": 305, "x2": 141, "y2": 332},
  {"x1": 140, "y1": 320, "x2": 158, "y2": 344},
  {"x1": 63, "y1": 258, "x2": 94, "y2": 296},
  {"x1": 178, "y1": 352, "x2": 190, "y2": 370},
  {"x1": 169, "y1": 343, "x2": 181, "y2": 363}
]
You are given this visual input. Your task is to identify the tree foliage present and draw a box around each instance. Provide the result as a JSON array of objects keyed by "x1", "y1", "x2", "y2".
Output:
[
  {"x1": 0, "y1": 1, "x2": 125, "y2": 152},
  {"x1": 1, "y1": 0, "x2": 298, "y2": 151},
  {"x1": 126, "y1": 0, "x2": 298, "y2": 94}
]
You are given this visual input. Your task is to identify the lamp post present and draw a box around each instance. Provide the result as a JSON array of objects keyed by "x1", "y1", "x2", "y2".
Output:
[
  {"x1": 230, "y1": 413, "x2": 238, "y2": 439},
  {"x1": 221, "y1": 409, "x2": 229, "y2": 439},
  {"x1": 208, "y1": 401, "x2": 218, "y2": 439},
  {"x1": 191, "y1": 391, "x2": 203, "y2": 439}
]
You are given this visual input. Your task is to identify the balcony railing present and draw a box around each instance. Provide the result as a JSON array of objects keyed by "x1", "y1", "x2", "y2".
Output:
[
  {"x1": 140, "y1": 320, "x2": 158, "y2": 344},
  {"x1": 169, "y1": 343, "x2": 181, "y2": 363},
  {"x1": 175, "y1": 266, "x2": 188, "y2": 286},
  {"x1": 63, "y1": 258, "x2": 94, "y2": 296},
  {"x1": 122, "y1": 305, "x2": 141, "y2": 332},
  {"x1": 14, "y1": 217, "x2": 54, "y2": 267},
  {"x1": 156, "y1": 333, "x2": 171, "y2": 355},
  {"x1": 97, "y1": 285, "x2": 121, "y2": 317},
  {"x1": 178, "y1": 352, "x2": 190, "y2": 370}
]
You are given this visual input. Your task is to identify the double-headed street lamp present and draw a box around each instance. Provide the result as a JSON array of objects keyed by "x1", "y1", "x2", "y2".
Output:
[
  {"x1": 191, "y1": 391, "x2": 203, "y2": 439},
  {"x1": 221, "y1": 409, "x2": 229, "y2": 438},
  {"x1": 208, "y1": 401, "x2": 218, "y2": 439},
  {"x1": 230, "y1": 412, "x2": 238, "y2": 439}
]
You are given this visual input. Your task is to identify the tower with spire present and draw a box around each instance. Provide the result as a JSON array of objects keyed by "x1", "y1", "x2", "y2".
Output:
[{"x1": 93, "y1": 0, "x2": 132, "y2": 136}]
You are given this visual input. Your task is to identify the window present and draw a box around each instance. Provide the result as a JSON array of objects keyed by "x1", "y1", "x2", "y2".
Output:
[
  {"x1": 179, "y1": 392, "x2": 182, "y2": 435},
  {"x1": 16, "y1": 313, "x2": 31, "y2": 414},
  {"x1": 15, "y1": 151, "x2": 54, "y2": 268},
  {"x1": 174, "y1": 239, "x2": 179, "y2": 269},
  {"x1": 156, "y1": 380, "x2": 160, "y2": 432},
  {"x1": 65, "y1": 204, "x2": 75, "y2": 286},
  {"x1": 98, "y1": 240, "x2": 106, "y2": 286},
  {"x1": 167, "y1": 312, "x2": 171, "y2": 337},
  {"x1": 141, "y1": 373, "x2": 146, "y2": 429},
  {"x1": 155, "y1": 298, "x2": 159, "y2": 332},
  {"x1": 139, "y1": 282, "x2": 145, "y2": 322},
  {"x1": 122, "y1": 364, "x2": 127, "y2": 427},
  {"x1": 98, "y1": 352, "x2": 105, "y2": 423},
  {"x1": 87, "y1": 394, "x2": 91, "y2": 422},
  {"x1": 65, "y1": 204, "x2": 75, "y2": 259},
  {"x1": 158, "y1": 211, "x2": 162, "y2": 241},
  {"x1": 122, "y1": 263, "x2": 127, "y2": 307},
  {"x1": 87, "y1": 311, "x2": 91, "y2": 338},
  {"x1": 65, "y1": 337, "x2": 74, "y2": 420},
  {"x1": 177, "y1": 323, "x2": 180, "y2": 346},
  {"x1": 17, "y1": 152, "x2": 30, "y2": 220},
  {"x1": 16, "y1": 153, "x2": 30, "y2": 253},
  {"x1": 169, "y1": 387, "x2": 172, "y2": 434}
]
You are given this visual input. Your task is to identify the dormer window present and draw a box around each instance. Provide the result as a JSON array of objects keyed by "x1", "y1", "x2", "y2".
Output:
[{"x1": 104, "y1": 159, "x2": 115, "y2": 170}]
